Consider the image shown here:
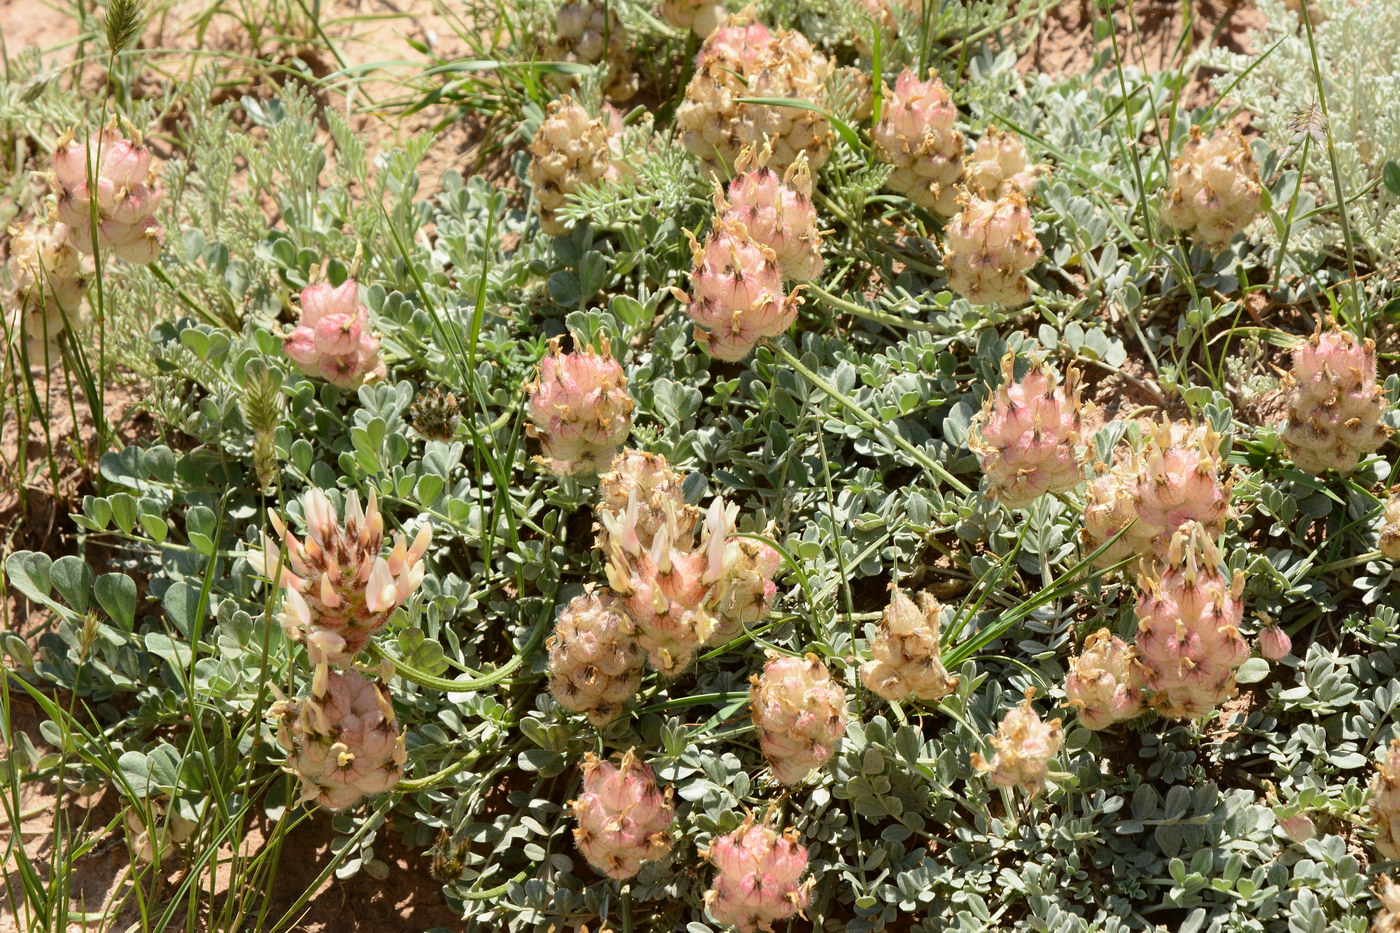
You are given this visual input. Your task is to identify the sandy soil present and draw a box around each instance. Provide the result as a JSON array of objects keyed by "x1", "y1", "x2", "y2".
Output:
[{"x1": 1019, "y1": 0, "x2": 1263, "y2": 83}]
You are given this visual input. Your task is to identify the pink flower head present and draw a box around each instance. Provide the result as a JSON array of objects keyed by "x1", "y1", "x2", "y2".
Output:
[
  {"x1": 284, "y1": 280, "x2": 385, "y2": 389},
  {"x1": 970, "y1": 352, "x2": 1085, "y2": 507},
  {"x1": 699, "y1": 19, "x2": 773, "y2": 70},
  {"x1": 675, "y1": 220, "x2": 799, "y2": 362},
  {"x1": 571, "y1": 750, "x2": 674, "y2": 879},
  {"x1": 525, "y1": 335, "x2": 635, "y2": 474},
  {"x1": 703, "y1": 815, "x2": 812, "y2": 932},
  {"x1": 257, "y1": 487, "x2": 431, "y2": 665},
  {"x1": 52, "y1": 124, "x2": 164, "y2": 265}
]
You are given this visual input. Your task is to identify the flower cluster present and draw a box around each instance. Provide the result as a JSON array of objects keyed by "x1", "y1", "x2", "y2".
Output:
[
  {"x1": 970, "y1": 352, "x2": 1086, "y2": 507},
  {"x1": 256, "y1": 488, "x2": 431, "y2": 665},
  {"x1": 525, "y1": 335, "x2": 634, "y2": 474},
  {"x1": 677, "y1": 16, "x2": 833, "y2": 182},
  {"x1": 271, "y1": 665, "x2": 406, "y2": 810},
  {"x1": 872, "y1": 69, "x2": 965, "y2": 216},
  {"x1": 3, "y1": 220, "x2": 87, "y2": 366},
  {"x1": 53, "y1": 124, "x2": 164, "y2": 264},
  {"x1": 942, "y1": 190, "x2": 1043, "y2": 308},
  {"x1": 571, "y1": 750, "x2": 674, "y2": 879},
  {"x1": 284, "y1": 280, "x2": 386, "y2": 389},
  {"x1": 1281, "y1": 321, "x2": 1391, "y2": 475},
  {"x1": 702, "y1": 815, "x2": 813, "y2": 933}
]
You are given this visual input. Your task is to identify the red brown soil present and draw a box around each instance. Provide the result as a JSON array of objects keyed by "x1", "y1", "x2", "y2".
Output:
[{"x1": 1018, "y1": 0, "x2": 1265, "y2": 88}]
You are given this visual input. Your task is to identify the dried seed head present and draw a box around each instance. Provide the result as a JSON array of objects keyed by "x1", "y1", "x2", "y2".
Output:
[
  {"x1": 1065, "y1": 629, "x2": 1143, "y2": 730},
  {"x1": 1374, "y1": 740, "x2": 1400, "y2": 862},
  {"x1": 970, "y1": 689, "x2": 1063, "y2": 798},
  {"x1": 1161, "y1": 126, "x2": 1262, "y2": 250},
  {"x1": 528, "y1": 96, "x2": 614, "y2": 237},
  {"x1": 677, "y1": 15, "x2": 833, "y2": 182},
  {"x1": 547, "y1": 592, "x2": 644, "y2": 726},
  {"x1": 860, "y1": 589, "x2": 959, "y2": 703}
]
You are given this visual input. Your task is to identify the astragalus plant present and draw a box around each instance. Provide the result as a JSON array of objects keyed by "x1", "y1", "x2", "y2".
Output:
[{"x1": 7, "y1": 0, "x2": 1400, "y2": 930}]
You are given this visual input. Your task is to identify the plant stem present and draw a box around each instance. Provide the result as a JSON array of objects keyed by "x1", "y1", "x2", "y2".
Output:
[
  {"x1": 771, "y1": 342, "x2": 973, "y2": 495},
  {"x1": 805, "y1": 283, "x2": 940, "y2": 333}
]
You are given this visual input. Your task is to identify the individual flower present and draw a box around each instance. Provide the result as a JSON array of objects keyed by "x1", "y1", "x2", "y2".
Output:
[{"x1": 1258, "y1": 623, "x2": 1291, "y2": 660}]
